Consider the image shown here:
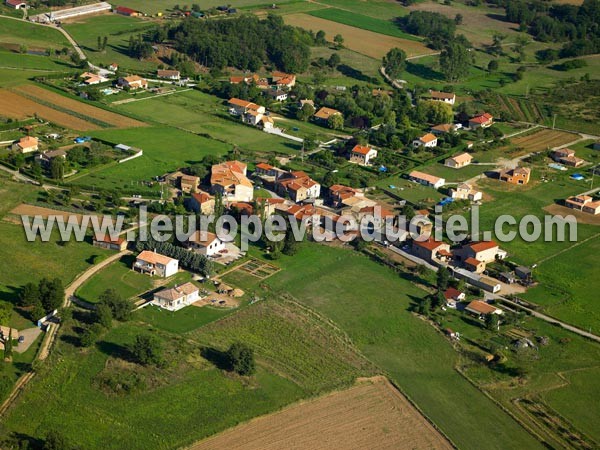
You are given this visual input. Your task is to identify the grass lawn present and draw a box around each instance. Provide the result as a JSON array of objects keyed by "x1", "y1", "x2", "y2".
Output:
[
  {"x1": 114, "y1": 90, "x2": 303, "y2": 155},
  {"x1": 303, "y1": 46, "x2": 384, "y2": 86},
  {"x1": 424, "y1": 160, "x2": 487, "y2": 183},
  {"x1": 68, "y1": 126, "x2": 230, "y2": 191},
  {"x1": 233, "y1": 244, "x2": 543, "y2": 450},
  {"x1": 374, "y1": 176, "x2": 445, "y2": 205},
  {"x1": 63, "y1": 14, "x2": 157, "y2": 72},
  {"x1": 0, "y1": 17, "x2": 70, "y2": 50},
  {"x1": 0, "y1": 50, "x2": 75, "y2": 71},
  {"x1": 135, "y1": 303, "x2": 234, "y2": 333},
  {"x1": 119, "y1": 0, "x2": 300, "y2": 15},
  {"x1": 310, "y1": 0, "x2": 410, "y2": 20},
  {"x1": 76, "y1": 254, "x2": 154, "y2": 304},
  {"x1": 308, "y1": 8, "x2": 420, "y2": 40}
]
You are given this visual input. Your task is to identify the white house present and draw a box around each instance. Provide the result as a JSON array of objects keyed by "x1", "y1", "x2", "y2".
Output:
[
  {"x1": 187, "y1": 231, "x2": 226, "y2": 257},
  {"x1": 430, "y1": 90, "x2": 456, "y2": 105},
  {"x1": 157, "y1": 69, "x2": 180, "y2": 80},
  {"x1": 210, "y1": 161, "x2": 254, "y2": 202},
  {"x1": 349, "y1": 144, "x2": 377, "y2": 166},
  {"x1": 133, "y1": 250, "x2": 178, "y2": 277},
  {"x1": 5, "y1": 0, "x2": 27, "y2": 9},
  {"x1": 152, "y1": 282, "x2": 199, "y2": 311},
  {"x1": 412, "y1": 133, "x2": 438, "y2": 148}
]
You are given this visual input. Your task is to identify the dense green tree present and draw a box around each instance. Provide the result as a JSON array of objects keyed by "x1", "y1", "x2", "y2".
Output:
[
  {"x1": 328, "y1": 113, "x2": 344, "y2": 130},
  {"x1": 131, "y1": 334, "x2": 164, "y2": 366},
  {"x1": 94, "y1": 303, "x2": 113, "y2": 329},
  {"x1": 80, "y1": 323, "x2": 103, "y2": 347},
  {"x1": 437, "y1": 266, "x2": 451, "y2": 291},
  {"x1": 44, "y1": 430, "x2": 71, "y2": 450},
  {"x1": 383, "y1": 47, "x2": 407, "y2": 79},
  {"x1": 439, "y1": 42, "x2": 471, "y2": 81},
  {"x1": 333, "y1": 34, "x2": 344, "y2": 48},
  {"x1": 99, "y1": 289, "x2": 131, "y2": 321},
  {"x1": 487, "y1": 59, "x2": 499, "y2": 72},
  {"x1": 296, "y1": 102, "x2": 315, "y2": 121},
  {"x1": 50, "y1": 157, "x2": 64, "y2": 180},
  {"x1": 227, "y1": 342, "x2": 255, "y2": 375}
]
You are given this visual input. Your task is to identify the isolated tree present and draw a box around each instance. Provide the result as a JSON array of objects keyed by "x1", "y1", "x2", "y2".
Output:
[
  {"x1": 102, "y1": 36, "x2": 108, "y2": 51},
  {"x1": 227, "y1": 342, "x2": 255, "y2": 376},
  {"x1": 282, "y1": 229, "x2": 299, "y2": 256},
  {"x1": 19, "y1": 282, "x2": 39, "y2": 307},
  {"x1": 454, "y1": 13, "x2": 463, "y2": 25},
  {"x1": 383, "y1": 47, "x2": 407, "y2": 79},
  {"x1": 80, "y1": 323, "x2": 103, "y2": 347},
  {"x1": 327, "y1": 113, "x2": 344, "y2": 130},
  {"x1": 417, "y1": 297, "x2": 431, "y2": 316},
  {"x1": 97, "y1": 36, "x2": 102, "y2": 51},
  {"x1": 333, "y1": 34, "x2": 344, "y2": 49},
  {"x1": 296, "y1": 102, "x2": 315, "y2": 121},
  {"x1": 4, "y1": 329, "x2": 13, "y2": 360},
  {"x1": 488, "y1": 59, "x2": 499, "y2": 73},
  {"x1": 315, "y1": 30, "x2": 326, "y2": 45},
  {"x1": 439, "y1": 42, "x2": 470, "y2": 82},
  {"x1": 131, "y1": 334, "x2": 163, "y2": 366},
  {"x1": 44, "y1": 430, "x2": 71, "y2": 450},
  {"x1": 327, "y1": 52, "x2": 341, "y2": 68}
]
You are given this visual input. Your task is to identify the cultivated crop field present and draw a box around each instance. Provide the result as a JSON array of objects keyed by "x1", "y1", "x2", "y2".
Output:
[
  {"x1": 510, "y1": 129, "x2": 579, "y2": 152},
  {"x1": 283, "y1": 13, "x2": 433, "y2": 59},
  {"x1": 191, "y1": 376, "x2": 453, "y2": 450},
  {"x1": 12, "y1": 85, "x2": 146, "y2": 129},
  {"x1": 0, "y1": 89, "x2": 101, "y2": 131}
]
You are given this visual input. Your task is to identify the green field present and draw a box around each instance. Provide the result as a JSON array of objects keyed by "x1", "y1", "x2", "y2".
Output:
[
  {"x1": 0, "y1": 17, "x2": 70, "y2": 50},
  {"x1": 307, "y1": 0, "x2": 409, "y2": 20},
  {"x1": 308, "y1": 8, "x2": 420, "y2": 41},
  {"x1": 424, "y1": 160, "x2": 487, "y2": 183},
  {"x1": 135, "y1": 303, "x2": 234, "y2": 333},
  {"x1": 114, "y1": 90, "x2": 304, "y2": 155},
  {"x1": 76, "y1": 254, "x2": 154, "y2": 304},
  {"x1": 226, "y1": 244, "x2": 543, "y2": 450},
  {"x1": 67, "y1": 126, "x2": 230, "y2": 191},
  {"x1": 0, "y1": 50, "x2": 75, "y2": 71},
  {"x1": 63, "y1": 15, "x2": 157, "y2": 72},
  {"x1": 119, "y1": 0, "x2": 300, "y2": 15}
]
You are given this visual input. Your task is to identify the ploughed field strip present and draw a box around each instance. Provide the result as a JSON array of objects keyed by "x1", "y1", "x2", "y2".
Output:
[
  {"x1": 511, "y1": 129, "x2": 579, "y2": 152},
  {"x1": 190, "y1": 376, "x2": 454, "y2": 450},
  {"x1": 0, "y1": 85, "x2": 147, "y2": 130}
]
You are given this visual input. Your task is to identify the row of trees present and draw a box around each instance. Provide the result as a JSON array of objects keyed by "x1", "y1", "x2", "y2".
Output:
[{"x1": 19, "y1": 278, "x2": 64, "y2": 319}]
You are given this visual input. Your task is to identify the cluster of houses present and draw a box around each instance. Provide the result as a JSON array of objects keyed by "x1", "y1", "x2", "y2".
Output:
[
  {"x1": 227, "y1": 98, "x2": 273, "y2": 129},
  {"x1": 229, "y1": 71, "x2": 296, "y2": 102}
]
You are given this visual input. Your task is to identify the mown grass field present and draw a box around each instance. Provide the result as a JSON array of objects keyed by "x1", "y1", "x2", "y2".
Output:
[
  {"x1": 306, "y1": 0, "x2": 410, "y2": 19},
  {"x1": 68, "y1": 126, "x2": 230, "y2": 191},
  {"x1": 114, "y1": 89, "x2": 304, "y2": 154},
  {"x1": 227, "y1": 244, "x2": 543, "y2": 450},
  {"x1": 307, "y1": 8, "x2": 420, "y2": 41},
  {"x1": 120, "y1": 0, "x2": 300, "y2": 15},
  {"x1": 135, "y1": 303, "x2": 234, "y2": 333},
  {"x1": 1, "y1": 297, "x2": 372, "y2": 449},
  {"x1": 76, "y1": 254, "x2": 154, "y2": 304},
  {"x1": 0, "y1": 50, "x2": 75, "y2": 71},
  {"x1": 0, "y1": 17, "x2": 70, "y2": 50}
]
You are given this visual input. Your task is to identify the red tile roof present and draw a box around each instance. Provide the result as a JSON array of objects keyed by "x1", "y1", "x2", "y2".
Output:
[
  {"x1": 413, "y1": 237, "x2": 445, "y2": 251},
  {"x1": 444, "y1": 287, "x2": 463, "y2": 300},
  {"x1": 351, "y1": 145, "x2": 373, "y2": 156},
  {"x1": 468, "y1": 241, "x2": 498, "y2": 253}
]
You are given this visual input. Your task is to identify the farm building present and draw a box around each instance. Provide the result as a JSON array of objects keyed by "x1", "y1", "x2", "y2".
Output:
[
  {"x1": 40, "y1": 2, "x2": 112, "y2": 22},
  {"x1": 93, "y1": 233, "x2": 127, "y2": 251},
  {"x1": 464, "y1": 257, "x2": 486, "y2": 273},
  {"x1": 445, "y1": 152, "x2": 473, "y2": 169},
  {"x1": 349, "y1": 145, "x2": 377, "y2": 166},
  {"x1": 408, "y1": 170, "x2": 445, "y2": 189},
  {"x1": 179, "y1": 174, "x2": 199, "y2": 193},
  {"x1": 115, "y1": 5, "x2": 142, "y2": 16},
  {"x1": 499, "y1": 167, "x2": 531, "y2": 185},
  {"x1": 267, "y1": 89, "x2": 288, "y2": 102},
  {"x1": 227, "y1": 98, "x2": 265, "y2": 116},
  {"x1": 133, "y1": 251, "x2": 179, "y2": 278},
  {"x1": 152, "y1": 282, "x2": 199, "y2": 311},
  {"x1": 459, "y1": 240, "x2": 506, "y2": 263}
]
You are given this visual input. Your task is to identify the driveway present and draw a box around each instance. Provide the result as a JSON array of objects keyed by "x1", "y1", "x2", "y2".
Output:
[{"x1": 14, "y1": 327, "x2": 42, "y2": 354}]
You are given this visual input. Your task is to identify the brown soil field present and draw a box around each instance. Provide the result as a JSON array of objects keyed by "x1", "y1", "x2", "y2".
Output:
[
  {"x1": 543, "y1": 204, "x2": 600, "y2": 226},
  {"x1": 283, "y1": 14, "x2": 433, "y2": 59},
  {"x1": 189, "y1": 376, "x2": 454, "y2": 450},
  {"x1": 0, "y1": 89, "x2": 101, "y2": 131},
  {"x1": 511, "y1": 129, "x2": 579, "y2": 152},
  {"x1": 13, "y1": 85, "x2": 146, "y2": 128},
  {"x1": 8, "y1": 203, "x2": 112, "y2": 225}
]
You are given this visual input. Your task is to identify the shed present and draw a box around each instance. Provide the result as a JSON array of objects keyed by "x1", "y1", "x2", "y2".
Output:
[{"x1": 515, "y1": 266, "x2": 531, "y2": 280}]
